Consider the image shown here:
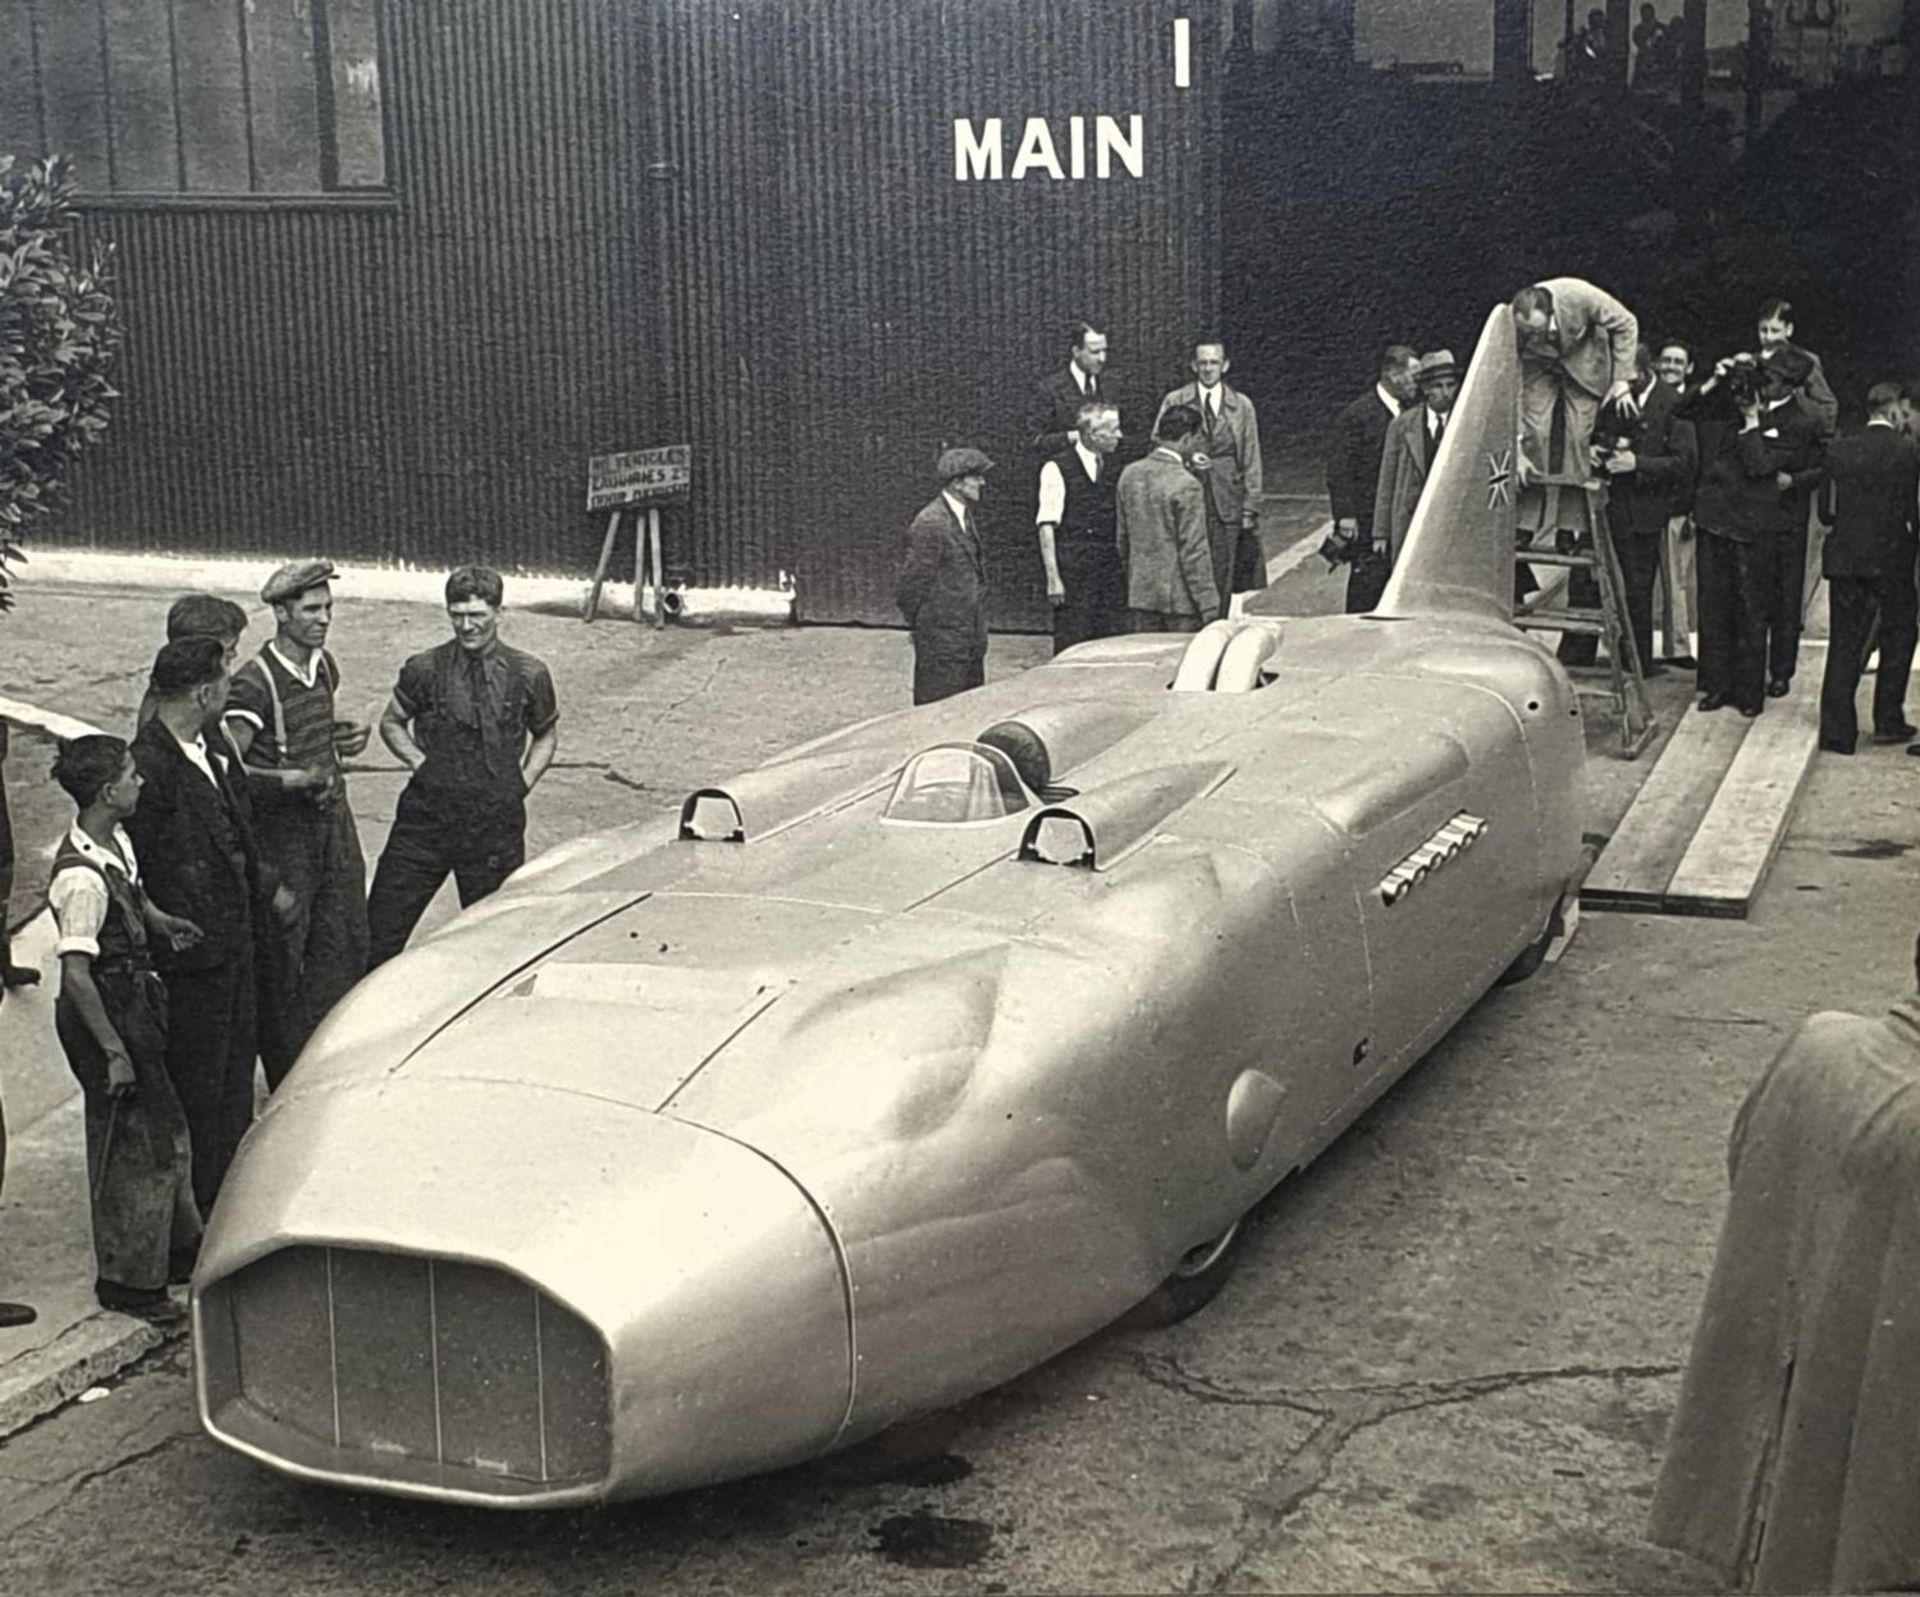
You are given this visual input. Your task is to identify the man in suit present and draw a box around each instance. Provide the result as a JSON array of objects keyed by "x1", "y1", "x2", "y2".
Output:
[
  {"x1": 1372, "y1": 350, "x2": 1461, "y2": 573},
  {"x1": 1653, "y1": 339, "x2": 1703, "y2": 666},
  {"x1": 897, "y1": 447, "x2": 994, "y2": 704},
  {"x1": 1035, "y1": 400, "x2": 1124, "y2": 653},
  {"x1": 1029, "y1": 321, "x2": 1118, "y2": 460},
  {"x1": 127, "y1": 637, "x2": 292, "y2": 1213},
  {"x1": 1118, "y1": 404, "x2": 1216, "y2": 632},
  {"x1": 1816, "y1": 383, "x2": 1919, "y2": 754},
  {"x1": 1512, "y1": 279, "x2": 1641, "y2": 540},
  {"x1": 1756, "y1": 298, "x2": 1838, "y2": 439},
  {"x1": 1327, "y1": 345, "x2": 1420, "y2": 613},
  {"x1": 1559, "y1": 344, "x2": 1698, "y2": 673},
  {"x1": 1156, "y1": 341, "x2": 1265, "y2": 609},
  {"x1": 1682, "y1": 349, "x2": 1824, "y2": 716},
  {"x1": 1754, "y1": 345, "x2": 1830, "y2": 697}
]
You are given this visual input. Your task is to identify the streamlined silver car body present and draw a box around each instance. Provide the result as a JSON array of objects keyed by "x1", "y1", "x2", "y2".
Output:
[{"x1": 194, "y1": 307, "x2": 1586, "y2": 1506}]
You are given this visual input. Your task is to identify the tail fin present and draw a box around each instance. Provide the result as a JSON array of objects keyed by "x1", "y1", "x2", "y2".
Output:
[{"x1": 1375, "y1": 305, "x2": 1519, "y2": 623}]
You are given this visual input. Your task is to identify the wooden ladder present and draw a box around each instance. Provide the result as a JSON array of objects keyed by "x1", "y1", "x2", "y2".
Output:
[{"x1": 1513, "y1": 478, "x2": 1659, "y2": 759}]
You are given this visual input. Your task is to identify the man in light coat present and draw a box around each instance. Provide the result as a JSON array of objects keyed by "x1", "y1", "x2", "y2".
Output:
[
  {"x1": 1118, "y1": 405, "x2": 1217, "y2": 632},
  {"x1": 896, "y1": 448, "x2": 994, "y2": 705},
  {"x1": 1155, "y1": 341, "x2": 1265, "y2": 609},
  {"x1": 1512, "y1": 278, "x2": 1641, "y2": 538}
]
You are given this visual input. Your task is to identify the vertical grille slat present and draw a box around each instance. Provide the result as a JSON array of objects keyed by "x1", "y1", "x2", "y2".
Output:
[{"x1": 203, "y1": 1246, "x2": 610, "y2": 1496}]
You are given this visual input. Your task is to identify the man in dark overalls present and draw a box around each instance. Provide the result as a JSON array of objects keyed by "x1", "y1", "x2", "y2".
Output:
[
  {"x1": 47, "y1": 734, "x2": 204, "y2": 1322},
  {"x1": 223, "y1": 560, "x2": 371, "y2": 1086},
  {"x1": 365, "y1": 567, "x2": 560, "y2": 968}
]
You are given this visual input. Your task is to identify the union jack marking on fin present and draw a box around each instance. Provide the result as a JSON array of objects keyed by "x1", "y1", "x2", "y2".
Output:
[{"x1": 1485, "y1": 450, "x2": 1514, "y2": 509}]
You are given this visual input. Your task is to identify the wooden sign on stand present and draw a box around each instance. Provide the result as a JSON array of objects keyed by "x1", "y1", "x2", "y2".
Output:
[{"x1": 584, "y1": 445, "x2": 692, "y2": 625}]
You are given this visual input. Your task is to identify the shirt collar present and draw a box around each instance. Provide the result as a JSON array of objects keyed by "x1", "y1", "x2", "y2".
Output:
[
  {"x1": 1376, "y1": 382, "x2": 1402, "y2": 417},
  {"x1": 1636, "y1": 376, "x2": 1658, "y2": 407},
  {"x1": 268, "y1": 639, "x2": 322, "y2": 688},
  {"x1": 66, "y1": 822, "x2": 137, "y2": 881},
  {"x1": 1153, "y1": 445, "x2": 1186, "y2": 463},
  {"x1": 1869, "y1": 417, "x2": 1896, "y2": 429},
  {"x1": 941, "y1": 489, "x2": 970, "y2": 522},
  {"x1": 1071, "y1": 367, "x2": 1091, "y2": 393},
  {"x1": 1426, "y1": 404, "x2": 1447, "y2": 429},
  {"x1": 1764, "y1": 393, "x2": 1793, "y2": 413},
  {"x1": 1072, "y1": 438, "x2": 1102, "y2": 475}
]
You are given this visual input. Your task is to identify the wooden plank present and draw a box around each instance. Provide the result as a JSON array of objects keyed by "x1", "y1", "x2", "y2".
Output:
[
  {"x1": 1581, "y1": 701, "x2": 1749, "y2": 911},
  {"x1": 1663, "y1": 683, "x2": 1821, "y2": 918}
]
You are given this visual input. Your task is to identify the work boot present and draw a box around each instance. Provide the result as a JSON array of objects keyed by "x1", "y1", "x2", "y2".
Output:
[{"x1": 0, "y1": 1301, "x2": 37, "y2": 1329}]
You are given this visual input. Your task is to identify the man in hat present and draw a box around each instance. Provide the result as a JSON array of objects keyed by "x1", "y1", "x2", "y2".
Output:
[
  {"x1": 1118, "y1": 404, "x2": 1217, "y2": 632},
  {"x1": 1035, "y1": 400, "x2": 1125, "y2": 654},
  {"x1": 1155, "y1": 341, "x2": 1265, "y2": 609},
  {"x1": 1511, "y1": 279, "x2": 1640, "y2": 539},
  {"x1": 224, "y1": 560, "x2": 371, "y2": 1085},
  {"x1": 1372, "y1": 350, "x2": 1462, "y2": 575},
  {"x1": 897, "y1": 449, "x2": 994, "y2": 705},
  {"x1": 366, "y1": 567, "x2": 560, "y2": 967}
]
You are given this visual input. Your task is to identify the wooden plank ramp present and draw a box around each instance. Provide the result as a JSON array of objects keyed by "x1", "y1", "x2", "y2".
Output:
[
  {"x1": 1580, "y1": 701, "x2": 1749, "y2": 912},
  {"x1": 1663, "y1": 678, "x2": 1821, "y2": 917}
]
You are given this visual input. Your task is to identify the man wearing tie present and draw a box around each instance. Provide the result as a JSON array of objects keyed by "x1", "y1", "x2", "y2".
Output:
[
  {"x1": 1029, "y1": 321, "x2": 1116, "y2": 460},
  {"x1": 1372, "y1": 350, "x2": 1461, "y2": 573},
  {"x1": 1155, "y1": 341, "x2": 1266, "y2": 611},
  {"x1": 897, "y1": 448, "x2": 995, "y2": 704},
  {"x1": 1035, "y1": 401, "x2": 1124, "y2": 654}
]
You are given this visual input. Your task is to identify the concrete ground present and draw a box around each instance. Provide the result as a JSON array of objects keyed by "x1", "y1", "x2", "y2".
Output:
[{"x1": 0, "y1": 505, "x2": 1915, "y2": 1594}]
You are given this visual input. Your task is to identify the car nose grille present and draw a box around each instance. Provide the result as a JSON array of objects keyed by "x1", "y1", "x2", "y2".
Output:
[{"x1": 200, "y1": 1246, "x2": 609, "y2": 1498}]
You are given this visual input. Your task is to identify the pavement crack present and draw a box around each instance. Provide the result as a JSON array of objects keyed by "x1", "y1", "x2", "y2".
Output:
[
  {"x1": 0, "y1": 1426, "x2": 196, "y2": 1538},
  {"x1": 1146, "y1": 1354, "x2": 1682, "y2": 1594}
]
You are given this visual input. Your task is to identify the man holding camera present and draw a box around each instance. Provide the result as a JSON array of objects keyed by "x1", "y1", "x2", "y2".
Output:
[
  {"x1": 1681, "y1": 349, "x2": 1826, "y2": 716},
  {"x1": 1558, "y1": 345, "x2": 1697, "y2": 674}
]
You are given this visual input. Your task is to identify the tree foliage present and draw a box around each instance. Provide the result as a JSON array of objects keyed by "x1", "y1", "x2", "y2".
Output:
[{"x1": 0, "y1": 154, "x2": 123, "y2": 612}]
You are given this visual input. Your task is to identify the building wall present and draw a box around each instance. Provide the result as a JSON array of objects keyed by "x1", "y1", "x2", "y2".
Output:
[{"x1": 28, "y1": 0, "x2": 1222, "y2": 626}]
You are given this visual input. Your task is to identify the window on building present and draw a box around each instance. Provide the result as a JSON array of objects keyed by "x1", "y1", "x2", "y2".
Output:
[{"x1": 0, "y1": 0, "x2": 386, "y2": 197}]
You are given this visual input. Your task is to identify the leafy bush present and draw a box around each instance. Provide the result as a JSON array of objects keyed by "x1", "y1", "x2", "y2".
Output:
[{"x1": 0, "y1": 154, "x2": 123, "y2": 611}]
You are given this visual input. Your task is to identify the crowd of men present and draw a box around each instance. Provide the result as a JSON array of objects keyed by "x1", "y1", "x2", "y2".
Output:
[
  {"x1": 896, "y1": 322, "x2": 1265, "y2": 701},
  {"x1": 0, "y1": 562, "x2": 558, "y2": 1328},
  {"x1": 1324, "y1": 288, "x2": 1919, "y2": 756}
]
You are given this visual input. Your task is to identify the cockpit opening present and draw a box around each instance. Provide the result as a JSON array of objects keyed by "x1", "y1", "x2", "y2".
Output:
[{"x1": 882, "y1": 743, "x2": 1036, "y2": 825}]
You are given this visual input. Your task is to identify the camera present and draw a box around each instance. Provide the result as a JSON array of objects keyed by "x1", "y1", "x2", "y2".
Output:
[{"x1": 1722, "y1": 354, "x2": 1766, "y2": 405}]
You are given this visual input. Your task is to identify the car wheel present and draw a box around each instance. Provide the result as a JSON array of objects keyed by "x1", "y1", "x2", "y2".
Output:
[
  {"x1": 1497, "y1": 894, "x2": 1566, "y2": 987},
  {"x1": 1122, "y1": 1218, "x2": 1246, "y2": 1330}
]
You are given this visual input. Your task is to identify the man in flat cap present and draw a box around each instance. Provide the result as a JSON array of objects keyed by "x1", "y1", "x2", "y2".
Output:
[
  {"x1": 223, "y1": 560, "x2": 371, "y2": 1085},
  {"x1": 897, "y1": 448, "x2": 994, "y2": 705},
  {"x1": 1371, "y1": 350, "x2": 1462, "y2": 577}
]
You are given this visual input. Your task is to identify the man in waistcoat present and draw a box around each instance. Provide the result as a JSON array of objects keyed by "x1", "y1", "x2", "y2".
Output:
[
  {"x1": 1035, "y1": 400, "x2": 1124, "y2": 653},
  {"x1": 224, "y1": 560, "x2": 371, "y2": 1086}
]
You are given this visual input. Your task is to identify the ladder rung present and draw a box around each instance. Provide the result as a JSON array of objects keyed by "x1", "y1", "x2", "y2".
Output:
[
  {"x1": 1515, "y1": 612, "x2": 1606, "y2": 635},
  {"x1": 1522, "y1": 549, "x2": 1599, "y2": 569}
]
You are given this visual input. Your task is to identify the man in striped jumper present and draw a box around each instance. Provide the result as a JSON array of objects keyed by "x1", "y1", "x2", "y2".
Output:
[{"x1": 223, "y1": 561, "x2": 371, "y2": 1087}]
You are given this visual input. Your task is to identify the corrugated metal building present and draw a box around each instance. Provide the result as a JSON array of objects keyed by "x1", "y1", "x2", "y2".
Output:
[{"x1": 1, "y1": 0, "x2": 1224, "y2": 625}]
